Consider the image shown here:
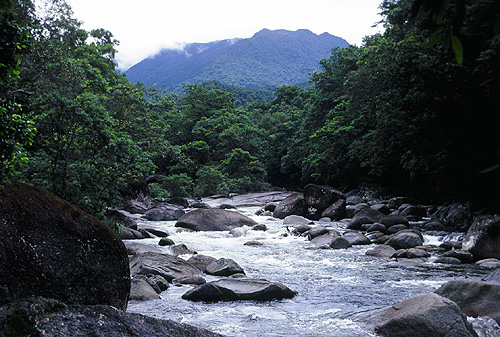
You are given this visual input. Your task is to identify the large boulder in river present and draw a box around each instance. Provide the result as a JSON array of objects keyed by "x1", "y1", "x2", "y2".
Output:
[
  {"x1": 320, "y1": 198, "x2": 346, "y2": 220},
  {"x1": 347, "y1": 208, "x2": 384, "y2": 230},
  {"x1": 431, "y1": 202, "x2": 473, "y2": 232},
  {"x1": 385, "y1": 231, "x2": 423, "y2": 250},
  {"x1": 303, "y1": 184, "x2": 344, "y2": 212},
  {"x1": 129, "y1": 252, "x2": 202, "y2": 282},
  {"x1": 435, "y1": 279, "x2": 500, "y2": 324},
  {"x1": 175, "y1": 208, "x2": 257, "y2": 231},
  {"x1": 142, "y1": 204, "x2": 185, "y2": 221},
  {"x1": 182, "y1": 278, "x2": 297, "y2": 302},
  {"x1": 462, "y1": 215, "x2": 500, "y2": 260},
  {"x1": 273, "y1": 193, "x2": 308, "y2": 219},
  {"x1": 0, "y1": 181, "x2": 130, "y2": 309},
  {"x1": 360, "y1": 293, "x2": 477, "y2": 337},
  {"x1": 0, "y1": 296, "x2": 224, "y2": 337}
]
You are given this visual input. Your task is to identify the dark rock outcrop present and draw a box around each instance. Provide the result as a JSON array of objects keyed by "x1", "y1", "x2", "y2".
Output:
[
  {"x1": 175, "y1": 209, "x2": 257, "y2": 231},
  {"x1": 303, "y1": 184, "x2": 344, "y2": 212},
  {"x1": 347, "y1": 208, "x2": 384, "y2": 230},
  {"x1": 431, "y1": 202, "x2": 473, "y2": 232},
  {"x1": 320, "y1": 198, "x2": 346, "y2": 220},
  {"x1": 385, "y1": 231, "x2": 423, "y2": 250},
  {"x1": 0, "y1": 182, "x2": 130, "y2": 309},
  {"x1": 359, "y1": 293, "x2": 477, "y2": 337},
  {"x1": 0, "y1": 296, "x2": 224, "y2": 337},
  {"x1": 205, "y1": 258, "x2": 245, "y2": 276},
  {"x1": 182, "y1": 278, "x2": 297, "y2": 302},
  {"x1": 462, "y1": 215, "x2": 500, "y2": 260},
  {"x1": 273, "y1": 193, "x2": 308, "y2": 219}
]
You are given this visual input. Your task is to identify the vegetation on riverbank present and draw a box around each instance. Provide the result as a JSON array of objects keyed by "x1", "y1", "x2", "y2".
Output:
[{"x1": 2, "y1": 0, "x2": 499, "y2": 216}]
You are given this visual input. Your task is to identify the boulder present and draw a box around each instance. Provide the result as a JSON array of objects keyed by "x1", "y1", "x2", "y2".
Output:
[
  {"x1": 462, "y1": 215, "x2": 500, "y2": 260},
  {"x1": 0, "y1": 296, "x2": 224, "y2": 337},
  {"x1": 283, "y1": 215, "x2": 313, "y2": 225},
  {"x1": 380, "y1": 213, "x2": 409, "y2": 228},
  {"x1": 166, "y1": 197, "x2": 189, "y2": 208},
  {"x1": 105, "y1": 208, "x2": 139, "y2": 229},
  {"x1": 436, "y1": 279, "x2": 500, "y2": 324},
  {"x1": 129, "y1": 278, "x2": 160, "y2": 300},
  {"x1": 205, "y1": 258, "x2": 245, "y2": 276},
  {"x1": 134, "y1": 274, "x2": 170, "y2": 293},
  {"x1": 359, "y1": 293, "x2": 477, "y2": 337},
  {"x1": 124, "y1": 242, "x2": 164, "y2": 255},
  {"x1": 142, "y1": 204, "x2": 185, "y2": 221},
  {"x1": 119, "y1": 225, "x2": 144, "y2": 239},
  {"x1": 442, "y1": 249, "x2": 474, "y2": 263},
  {"x1": 264, "y1": 201, "x2": 279, "y2": 212},
  {"x1": 342, "y1": 231, "x2": 371, "y2": 245},
  {"x1": 330, "y1": 237, "x2": 352, "y2": 249},
  {"x1": 365, "y1": 245, "x2": 397, "y2": 258},
  {"x1": 434, "y1": 257, "x2": 462, "y2": 265},
  {"x1": 273, "y1": 193, "x2": 308, "y2": 219},
  {"x1": 129, "y1": 252, "x2": 202, "y2": 282},
  {"x1": 320, "y1": 198, "x2": 346, "y2": 220},
  {"x1": 347, "y1": 208, "x2": 384, "y2": 230},
  {"x1": 171, "y1": 244, "x2": 197, "y2": 256},
  {"x1": 186, "y1": 254, "x2": 217, "y2": 272},
  {"x1": 123, "y1": 199, "x2": 149, "y2": 214},
  {"x1": 175, "y1": 209, "x2": 257, "y2": 231},
  {"x1": 0, "y1": 181, "x2": 130, "y2": 309},
  {"x1": 287, "y1": 224, "x2": 312, "y2": 235},
  {"x1": 310, "y1": 233, "x2": 340, "y2": 246},
  {"x1": 431, "y1": 202, "x2": 472, "y2": 232},
  {"x1": 181, "y1": 278, "x2": 297, "y2": 302},
  {"x1": 475, "y1": 258, "x2": 500, "y2": 269},
  {"x1": 385, "y1": 231, "x2": 423, "y2": 250},
  {"x1": 303, "y1": 184, "x2": 344, "y2": 211},
  {"x1": 306, "y1": 226, "x2": 333, "y2": 240},
  {"x1": 158, "y1": 237, "x2": 175, "y2": 246},
  {"x1": 371, "y1": 203, "x2": 390, "y2": 215}
]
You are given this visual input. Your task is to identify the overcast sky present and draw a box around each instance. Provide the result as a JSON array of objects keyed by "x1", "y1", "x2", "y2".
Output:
[{"x1": 65, "y1": 0, "x2": 385, "y2": 71}]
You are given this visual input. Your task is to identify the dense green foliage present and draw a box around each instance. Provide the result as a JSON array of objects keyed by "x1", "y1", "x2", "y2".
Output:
[
  {"x1": 125, "y1": 29, "x2": 349, "y2": 94},
  {"x1": 0, "y1": 0, "x2": 36, "y2": 183},
  {"x1": 2, "y1": 0, "x2": 499, "y2": 215}
]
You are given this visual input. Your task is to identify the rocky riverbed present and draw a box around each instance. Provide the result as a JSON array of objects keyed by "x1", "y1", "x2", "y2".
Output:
[
  {"x1": 116, "y1": 186, "x2": 500, "y2": 336},
  {"x1": 2, "y1": 182, "x2": 500, "y2": 336}
]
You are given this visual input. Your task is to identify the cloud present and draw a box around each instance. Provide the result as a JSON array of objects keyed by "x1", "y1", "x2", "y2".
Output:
[{"x1": 65, "y1": 0, "x2": 384, "y2": 71}]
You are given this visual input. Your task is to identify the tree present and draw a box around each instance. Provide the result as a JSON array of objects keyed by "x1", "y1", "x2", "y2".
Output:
[{"x1": 0, "y1": 0, "x2": 36, "y2": 183}]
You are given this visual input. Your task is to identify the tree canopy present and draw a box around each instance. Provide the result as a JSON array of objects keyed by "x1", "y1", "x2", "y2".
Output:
[{"x1": 2, "y1": 0, "x2": 499, "y2": 215}]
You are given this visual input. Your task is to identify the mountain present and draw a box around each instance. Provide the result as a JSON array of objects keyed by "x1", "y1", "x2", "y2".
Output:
[{"x1": 125, "y1": 29, "x2": 349, "y2": 93}]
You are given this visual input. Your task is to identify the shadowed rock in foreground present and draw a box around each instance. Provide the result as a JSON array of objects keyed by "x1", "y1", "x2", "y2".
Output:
[
  {"x1": 0, "y1": 181, "x2": 130, "y2": 309},
  {"x1": 0, "y1": 297, "x2": 224, "y2": 337}
]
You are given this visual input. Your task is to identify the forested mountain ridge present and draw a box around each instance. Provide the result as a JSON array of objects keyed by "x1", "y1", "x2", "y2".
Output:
[{"x1": 125, "y1": 29, "x2": 349, "y2": 93}]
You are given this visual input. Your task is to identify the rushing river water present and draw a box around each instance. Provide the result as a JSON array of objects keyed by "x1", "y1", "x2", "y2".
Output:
[{"x1": 126, "y1": 205, "x2": 500, "y2": 337}]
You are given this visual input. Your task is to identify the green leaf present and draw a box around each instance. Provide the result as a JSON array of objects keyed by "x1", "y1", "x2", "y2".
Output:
[{"x1": 451, "y1": 34, "x2": 463, "y2": 65}]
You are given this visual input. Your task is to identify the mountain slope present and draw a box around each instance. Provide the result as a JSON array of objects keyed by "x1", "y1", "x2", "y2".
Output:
[{"x1": 125, "y1": 29, "x2": 349, "y2": 93}]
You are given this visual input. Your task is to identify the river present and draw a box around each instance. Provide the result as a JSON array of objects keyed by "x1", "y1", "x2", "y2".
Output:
[{"x1": 126, "y1": 202, "x2": 500, "y2": 336}]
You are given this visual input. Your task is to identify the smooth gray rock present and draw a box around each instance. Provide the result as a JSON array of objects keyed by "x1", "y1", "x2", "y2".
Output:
[
  {"x1": 129, "y1": 252, "x2": 202, "y2": 282},
  {"x1": 436, "y1": 279, "x2": 500, "y2": 324},
  {"x1": 359, "y1": 293, "x2": 477, "y2": 337},
  {"x1": 175, "y1": 209, "x2": 257, "y2": 231}
]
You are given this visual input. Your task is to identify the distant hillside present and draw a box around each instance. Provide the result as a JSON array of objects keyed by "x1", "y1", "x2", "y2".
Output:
[{"x1": 125, "y1": 29, "x2": 349, "y2": 94}]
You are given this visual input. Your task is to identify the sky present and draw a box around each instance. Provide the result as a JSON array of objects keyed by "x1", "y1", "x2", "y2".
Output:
[{"x1": 65, "y1": 0, "x2": 385, "y2": 71}]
